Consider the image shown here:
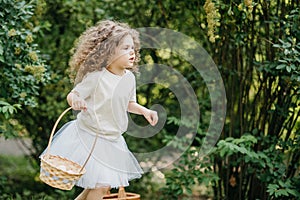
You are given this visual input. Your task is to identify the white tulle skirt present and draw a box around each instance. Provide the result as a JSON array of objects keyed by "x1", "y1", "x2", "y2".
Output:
[{"x1": 40, "y1": 120, "x2": 143, "y2": 189}]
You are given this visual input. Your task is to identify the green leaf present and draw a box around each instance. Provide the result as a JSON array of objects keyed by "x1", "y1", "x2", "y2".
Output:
[
  {"x1": 290, "y1": 64, "x2": 296, "y2": 70},
  {"x1": 0, "y1": 44, "x2": 3, "y2": 55},
  {"x1": 186, "y1": 187, "x2": 193, "y2": 194},
  {"x1": 273, "y1": 44, "x2": 281, "y2": 48},
  {"x1": 279, "y1": 39, "x2": 285, "y2": 44},
  {"x1": 276, "y1": 64, "x2": 286, "y2": 69},
  {"x1": 220, "y1": 148, "x2": 227, "y2": 157},
  {"x1": 2, "y1": 106, "x2": 8, "y2": 113},
  {"x1": 0, "y1": 101, "x2": 10, "y2": 106},
  {"x1": 235, "y1": 146, "x2": 248, "y2": 154},
  {"x1": 8, "y1": 106, "x2": 15, "y2": 114},
  {"x1": 278, "y1": 59, "x2": 288, "y2": 63},
  {"x1": 286, "y1": 188, "x2": 299, "y2": 197},
  {"x1": 277, "y1": 189, "x2": 289, "y2": 197},
  {"x1": 267, "y1": 184, "x2": 279, "y2": 195},
  {"x1": 282, "y1": 42, "x2": 291, "y2": 48},
  {"x1": 278, "y1": 180, "x2": 285, "y2": 187}
]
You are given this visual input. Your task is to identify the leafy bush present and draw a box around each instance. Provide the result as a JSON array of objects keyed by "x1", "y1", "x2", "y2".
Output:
[
  {"x1": 159, "y1": 3, "x2": 299, "y2": 200},
  {"x1": 0, "y1": 0, "x2": 50, "y2": 137}
]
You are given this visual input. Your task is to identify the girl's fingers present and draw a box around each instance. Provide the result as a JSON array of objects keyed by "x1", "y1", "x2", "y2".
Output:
[
  {"x1": 152, "y1": 115, "x2": 158, "y2": 125},
  {"x1": 149, "y1": 111, "x2": 158, "y2": 126},
  {"x1": 153, "y1": 115, "x2": 158, "y2": 125},
  {"x1": 72, "y1": 100, "x2": 87, "y2": 111}
]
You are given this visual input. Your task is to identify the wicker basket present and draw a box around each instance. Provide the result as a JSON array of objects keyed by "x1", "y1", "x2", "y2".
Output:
[
  {"x1": 40, "y1": 154, "x2": 86, "y2": 190},
  {"x1": 40, "y1": 107, "x2": 92, "y2": 190}
]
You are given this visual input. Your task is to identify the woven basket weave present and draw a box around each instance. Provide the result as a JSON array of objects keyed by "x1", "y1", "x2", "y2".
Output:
[
  {"x1": 40, "y1": 154, "x2": 86, "y2": 190},
  {"x1": 40, "y1": 107, "x2": 91, "y2": 190}
]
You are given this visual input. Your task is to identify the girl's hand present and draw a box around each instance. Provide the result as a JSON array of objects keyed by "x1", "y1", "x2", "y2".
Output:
[
  {"x1": 127, "y1": 102, "x2": 158, "y2": 126},
  {"x1": 143, "y1": 109, "x2": 158, "y2": 126},
  {"x1": 67, "y1": 91, "x2": 87, "y2": 111},
  {"x1": 72, "y1": 98, "x2": 87, "y2": 111}
]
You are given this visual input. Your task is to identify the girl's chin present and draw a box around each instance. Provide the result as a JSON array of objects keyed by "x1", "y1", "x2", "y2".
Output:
[{"x1": 126, "y1": 63, "x2": 134, "y2": 68}]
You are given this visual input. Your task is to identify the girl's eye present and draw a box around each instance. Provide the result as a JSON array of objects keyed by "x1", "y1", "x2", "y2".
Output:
[{"x1": 123, "y1": 46, "x2": 134, "y2": 50}]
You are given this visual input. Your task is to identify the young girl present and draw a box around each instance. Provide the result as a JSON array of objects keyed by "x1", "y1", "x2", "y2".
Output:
[{"x1": 42, "y1": 20, "x2": 158, "y2": 200}]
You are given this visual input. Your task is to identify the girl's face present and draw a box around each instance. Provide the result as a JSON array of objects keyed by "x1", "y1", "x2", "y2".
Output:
[{"x1": 109, "y1": 35, "x2": 135, "y2": 71}]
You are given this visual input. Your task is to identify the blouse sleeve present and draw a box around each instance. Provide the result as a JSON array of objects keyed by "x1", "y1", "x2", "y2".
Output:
[
  {"x1": 72, "y1": 72, "x2": 97, "y2": 99},
  {"x1": 129, "y1": 75, "x2": 137, "y2": 102}
]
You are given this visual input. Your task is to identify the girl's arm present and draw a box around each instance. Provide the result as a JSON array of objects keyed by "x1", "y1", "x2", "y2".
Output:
[
  {"x1": 128, "y1": 101, "x2": 158, "y2": 126},
  {"x1": 67, "y1": 91, "x2": 87, "y2": 111}
]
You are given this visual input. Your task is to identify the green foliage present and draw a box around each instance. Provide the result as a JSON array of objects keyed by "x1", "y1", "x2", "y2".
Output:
[
  {"x1": 0, "y1": 0, "x2": 50, "y2": 137},
  {"x1": 273, "y1": 37, "x2": 300, "y2": 83},
  {"x1": 0, "y1": 100, "x2": 21, "y2": 119},
  {"x1": 159, "y1": 147, "x2": 218, "y2": 199},
  {"x1": 0, "y1": 0, "x2": 50, "y2": 106},
  {"x1": 213, "y1": 134, "x2": 258, "y2": 158},
  {"x1": 267, "y1": 180, "x2": 299, "y2": 199},
  {"x1": 262, "y1": 8, "x2": 300, "y2": 87},
  {"x1": 159, "y1": 1, "x2": 299, "y2": 200},
  {"x1": 212, "y1": 132, "x2": 300, "y2": 199}
]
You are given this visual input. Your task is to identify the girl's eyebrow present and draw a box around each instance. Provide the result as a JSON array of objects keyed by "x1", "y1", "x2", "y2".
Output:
[{"x1": 122, "y1": 44, "x2": 134, "y2": 48}]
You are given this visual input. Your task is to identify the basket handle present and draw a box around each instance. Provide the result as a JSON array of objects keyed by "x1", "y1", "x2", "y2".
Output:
[
  {"x1": 45, "y1": 107, "x2": 73, "y2": 155},
  {"x1": 45, "y1": 107, "x2": 98, "y2": 173}
]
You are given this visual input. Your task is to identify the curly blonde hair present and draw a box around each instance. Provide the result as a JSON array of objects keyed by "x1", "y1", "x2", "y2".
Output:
[{"x1": 69, "y1": 20, "x2": 140, "y2": 85}]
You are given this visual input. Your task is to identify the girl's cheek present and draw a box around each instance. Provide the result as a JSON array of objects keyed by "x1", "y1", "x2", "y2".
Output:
[{"x1": 120, "y1": 50, "x2": 128, "y2": 55}]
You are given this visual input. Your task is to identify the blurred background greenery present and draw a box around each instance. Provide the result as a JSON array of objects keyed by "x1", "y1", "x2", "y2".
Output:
[{"x1": 0, "y1": 0, "x2": 299, "y2": 199}]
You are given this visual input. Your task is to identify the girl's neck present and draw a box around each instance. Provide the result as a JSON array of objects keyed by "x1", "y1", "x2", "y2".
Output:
[{"x1": 106, "y1": 66, "x2": 126, "y2": 76}]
